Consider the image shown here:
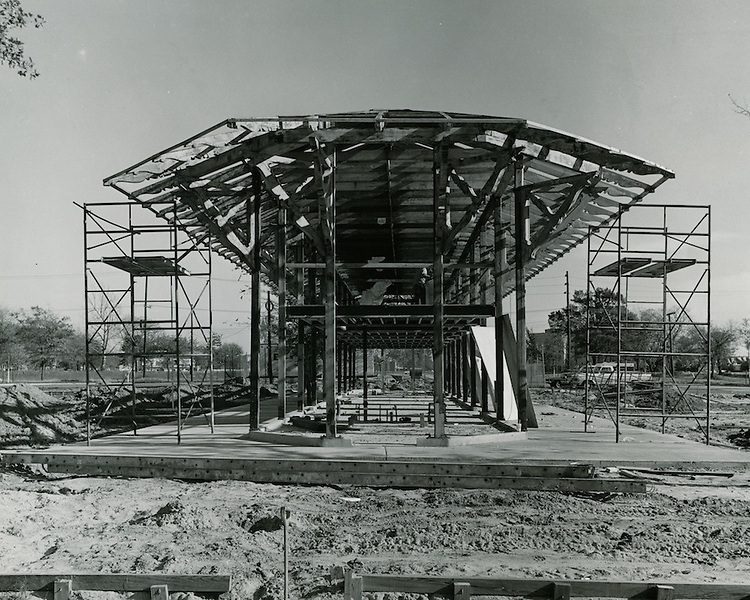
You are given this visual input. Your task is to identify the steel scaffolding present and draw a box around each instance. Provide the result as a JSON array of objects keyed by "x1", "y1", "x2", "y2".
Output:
[
  {"x1": 584, "y1": 204, "x2": 711, "y2": 443},
  {"x1": 83, "y1": 200, "x2": 214, "y2": 444}
]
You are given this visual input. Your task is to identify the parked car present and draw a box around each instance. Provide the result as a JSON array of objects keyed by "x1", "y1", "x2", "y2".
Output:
[
  {"x1": 576, "y1": 362, "x2": 652, "y2": 388},
  {"x1": 546, "y1": 371, "x2": 581, "y2": 388},
  {"x1": 548, "y1": 363, "x2": 652, "y2": 389}
]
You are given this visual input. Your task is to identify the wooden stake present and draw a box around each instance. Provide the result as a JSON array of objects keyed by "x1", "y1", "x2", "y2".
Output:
[
  {"x1": 453, "y1": 581, "x2": 471, "y2": 600},
  {"x1": 552, "y1": 582, "x2": 571, "y2": 600},
  {"x1": 54, "y1": 580, "x2": 72, "y2": 600},
  {"x1": 281, "y1": 506, "x2": 289, "y2": 600},
  {"x1": 150, "y1": 585, "x2": 168, "y2": 600}
]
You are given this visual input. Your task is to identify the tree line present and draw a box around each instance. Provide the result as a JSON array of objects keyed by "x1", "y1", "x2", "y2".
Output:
[
  {"x1": 0, "y1": 305, "x2": 246, "y2": 381},
  {"x1": 529, "y1": 287, "x2": 742, "y2": 378},
  {"x1": 0, "y1": 306, "x2": 83, "y2": 379}
]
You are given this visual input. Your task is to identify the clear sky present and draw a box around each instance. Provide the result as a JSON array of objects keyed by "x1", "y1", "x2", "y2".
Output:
[{"x1": 3, "y1": 0, "x2": 750, "y2": 347}]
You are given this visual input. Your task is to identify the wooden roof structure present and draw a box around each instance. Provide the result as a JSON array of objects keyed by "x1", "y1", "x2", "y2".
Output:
[{"x1": 104, "y1": 109, "x2": 674, "y2": 348}]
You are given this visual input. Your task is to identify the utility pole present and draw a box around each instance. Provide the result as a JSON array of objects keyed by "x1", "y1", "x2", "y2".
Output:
[{"x1": 566, "y1": 271, "x2": 572, "y2": 371}]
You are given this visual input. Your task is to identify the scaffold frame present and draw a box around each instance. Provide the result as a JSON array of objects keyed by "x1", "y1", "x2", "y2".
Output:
[
  {"x1": 584, "y1": 204, "x2": 711, "y2": 443},
  {"x1": 83, "y1": 199, "x2": 214, "y2": 444}
]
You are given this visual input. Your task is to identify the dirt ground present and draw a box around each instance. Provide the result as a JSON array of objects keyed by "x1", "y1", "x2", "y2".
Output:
[
  {"x1": 2, "y1": 467, "x2": 750, "y2": 599},
  {"x1": 538, "y1": 385, "x2": 750, "y2": 448},
  {"x1": 2, "y1": 384, "x2": 750, "y2": 598}
]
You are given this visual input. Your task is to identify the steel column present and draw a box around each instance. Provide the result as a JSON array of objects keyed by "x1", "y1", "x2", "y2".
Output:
[
  {"x1": 249, "y1": 173, "x2": 262, "y2": 431},
  {"x1": 514, "y1": 162, "x2": 528, "y2": 431},
  {"x1": 277, "y1": 206, "x2": 287, "y2": 420}
]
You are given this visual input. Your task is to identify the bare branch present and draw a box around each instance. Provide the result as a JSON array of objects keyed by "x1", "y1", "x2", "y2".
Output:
[{"x1": 729, "y1": 93, "x2": 750, "y2": 118}]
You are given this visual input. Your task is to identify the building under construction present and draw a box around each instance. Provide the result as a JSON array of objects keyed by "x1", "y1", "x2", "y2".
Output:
[{"x1": 85, "y1": 109, "x2": 703, "y2": 446}]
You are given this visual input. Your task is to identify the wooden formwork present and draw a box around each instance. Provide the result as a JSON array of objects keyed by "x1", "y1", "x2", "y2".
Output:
[
  {"x1": 0, "y1": 574, "x2": 230, "y2": 600},
  {"x1": 342, "y1": 571, "x2": 750, "y2": 600},
  {"x1": 0, "y1": 452, "x2": 644, "y2": 493}
]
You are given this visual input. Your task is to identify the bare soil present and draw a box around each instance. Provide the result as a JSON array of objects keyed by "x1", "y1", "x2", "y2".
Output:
[
  {"x1": 2, "y1": 384, "x2": 750, "y2": 599},
  {"x1": 2, "y1": 467, "x2": 750, "y2": 600},
  {"x1": 538, "y1": 385, "x2": 750, "y2": 448}
]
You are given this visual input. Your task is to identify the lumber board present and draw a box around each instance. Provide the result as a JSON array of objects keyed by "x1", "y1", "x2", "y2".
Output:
[
  {"x1": 0, "y1": 574, "x2": 230, "y2": 593},
  {"x1": 359, "y1": 574, "x2": 750, "y2": 599},
  {"x1": 38, "y1": 466, "x2": 643, "y2": 493},
  {"x1": 2, "y1": 454, "x2": 594, "y2": 479}
]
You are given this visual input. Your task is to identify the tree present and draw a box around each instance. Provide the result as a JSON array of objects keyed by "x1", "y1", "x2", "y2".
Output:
[
  {"x1": 214, "y1": 342, "x2": 245, "y2": 379},
  {"x1": 0, "y1": 307, "x2": 25, "y2": 381},
  {"x1": 57, "y1": 331, "x2": 87, "y2": 371},
  {"x1": 674, "y1": 323, "x2": 736, "y2": 378},
  {"x1": 710, "y1": 325, "x2": 737, "y2": 378},
  {"x1": 15, "y1": 306, "x2": 75, "y2": 379},
  {"x1": 0, "y1": 0, "x2": 44, "y2": 78},
  {"x1": 548, "y1": 288, "x2": 663, "y2": 368},
  {"x1": 526, "y1": 330, "x2": 543, "y2": 363},
  {"x1": 738, "y1": 318, "x2": 750, "y2": 378},
  {"x1": 548, "y1": 288, "x2": 622, "y2": 363}
]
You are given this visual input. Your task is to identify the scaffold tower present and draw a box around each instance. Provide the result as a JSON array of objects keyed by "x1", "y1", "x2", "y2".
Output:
[
  {"x1": 585, "y1": 204, "x2": 711, "y2": 443},
  {"x1": 83, "y1": 200, "x2": 214, "y2": 444}
]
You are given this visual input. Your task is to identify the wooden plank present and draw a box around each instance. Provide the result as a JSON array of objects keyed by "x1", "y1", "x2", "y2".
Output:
[
  {"x1": 359, "y1": 575, "x2": 750, "y2": 599},
  {"x1": 0, "y1": 575, "x2": 230, "y2": 593},
  {"x1": 33, "y1": 463, "x2": 645, "y2": 492},
  {"x1": 3, "y1": 454, "x2": 595, "y2": 478}
]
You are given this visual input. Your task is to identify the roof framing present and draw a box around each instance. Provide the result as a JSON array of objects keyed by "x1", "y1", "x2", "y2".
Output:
[{"x1": 105, "y1": 109, "x2": 673, "y2": 347}]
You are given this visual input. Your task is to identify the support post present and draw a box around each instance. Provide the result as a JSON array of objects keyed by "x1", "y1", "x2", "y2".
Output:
[
  {"x1": 249, "y1": 173, "x2": 262, "y2": 431},
  {"x1": 277, "y1": 206, "x2": 287, "y2": 420},
  {"x1": 150, "y1": 586, "x2": 168, "y2": 600},
  {"x1": 363, "y1": 330, "x2": 368, "y2": 404},
  {"x1": 494, "y1": 192, "x2": 505, "y2": 421},
  {"x1": 514, "y1": 162, "x2": 528, "y2": 431},
  {"x1": 453, "y1": 582, "x2": 471, "y2": 600},
  {"x1": 432, "y1": 143, "x2": 449, "y2": 438},
  {"x1": 462, "y1": 333, "x2": 469, "y2": 405},
  {"x1": 481, "y1": 363, "x2": 489, "y2": 413},
  {"x1": 281, "y1": 507, "x2": 289, "y2": 600},
  {"x1": 446, "y1": 342, "x2": 453, "y2": 398},
  {"x1": 266, "y1": 290, "x2": 274, "y2": 384},
  {"x1": 552, "y1": 582, "x2": 571, "y2": 600},
  {"x1": 344, "y1": 571, "x2": 363, "y2": 600},
  {"x1": 565, "y1": 270, "x2": 572, "y2": 371},
  {"x1": 337, "y1": 343, "x2": 343, "y2": 395},
  {"x1": 54, "y1": 580, "x2": 72, "y2": 600},
  {"x1": 470, "y1": 332, "x2": 478, "y2": 408},
  {"x1": 322, "y1": 149, "x2": 338, "y2": 438},
  {"x1": 173, "y1": 209, "x2": 183, "y2": 444},
  {"x1": 455, "y1": 339, "x2": 462, "y2": 399},
  {"x1": 296, "y1": 243, "x2": 306, "y2": 410},
  {"x1": 83, "y1": 206, "x2": 91, "y2": 446}
]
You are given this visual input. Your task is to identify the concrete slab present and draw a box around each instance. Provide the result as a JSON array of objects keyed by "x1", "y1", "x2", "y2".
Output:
[{"x1": 2, "y1": 399, "x2": 749, "y2": 470}]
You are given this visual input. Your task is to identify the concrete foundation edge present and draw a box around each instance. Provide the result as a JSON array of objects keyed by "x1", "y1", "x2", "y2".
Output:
[{"x1": 416, "y1": 431, "x2": 528, "y2": 447}]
